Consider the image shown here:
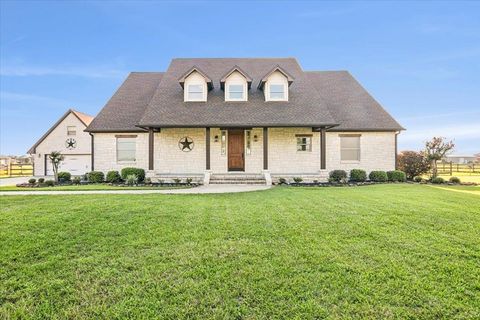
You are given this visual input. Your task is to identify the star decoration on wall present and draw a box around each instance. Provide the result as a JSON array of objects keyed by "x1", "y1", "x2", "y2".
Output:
[
  {"x1": 178, "y1": 137, "x2": 194, "y2": 152},
  {"x1": 65, "y1": 138, "x2": 77, "y2": 150}
]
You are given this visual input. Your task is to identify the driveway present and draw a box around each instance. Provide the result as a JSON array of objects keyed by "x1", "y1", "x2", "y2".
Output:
[
  {"x1": 0, "y1": 176, "x2": 40, "y2": 186},
  {"x1": 0, "y1": 184, "x2": 271, "y2": 195}
]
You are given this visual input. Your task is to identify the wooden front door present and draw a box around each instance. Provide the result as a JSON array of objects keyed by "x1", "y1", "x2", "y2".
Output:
[{"x1": 228, "y1": 130, "x2": 245, "y2": 171}]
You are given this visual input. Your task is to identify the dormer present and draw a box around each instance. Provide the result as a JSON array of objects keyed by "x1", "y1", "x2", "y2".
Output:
[
  {"x1": 220, "y1": 66, "x2": 252, "y2": 102},
  {"x1": 258, "y1": 66, "x2": 294, "y2": 102},
  {"x1": 178, "y1": 67, "x2": 214, "y2": 102}
]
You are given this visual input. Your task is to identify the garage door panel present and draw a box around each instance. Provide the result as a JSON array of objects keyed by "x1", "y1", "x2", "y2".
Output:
[{"x1": 46, "y1": 155, "x2": 91, "y2": 176}]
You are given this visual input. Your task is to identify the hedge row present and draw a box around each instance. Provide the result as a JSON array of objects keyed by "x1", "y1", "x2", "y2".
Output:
[{"x1": 329, "y1": 169, "x2": 406, "y2": 183}]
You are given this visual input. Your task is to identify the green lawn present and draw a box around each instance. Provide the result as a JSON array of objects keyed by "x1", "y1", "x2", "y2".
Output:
[
  {"x1": 0, "y1": 184, "x2": 191, "y2": 191},
  {"x1": 1, "y1": 185, "x2": 479, "y2": 319}
]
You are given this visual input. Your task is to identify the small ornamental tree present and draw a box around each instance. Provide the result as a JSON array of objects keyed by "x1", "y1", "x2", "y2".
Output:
[
  {"x1": 423, "y1": 137, "x2": 455, "y2": 178},
  {"x1": 397, "y1": 151, "x2": 430, "y2": 180},
  {"x1": 48, "y1": 151, "x2": 64, "y2": 182}
]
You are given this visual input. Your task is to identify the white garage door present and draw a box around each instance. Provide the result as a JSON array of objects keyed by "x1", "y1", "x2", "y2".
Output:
[{"x1": 46, "y1": 155, "x2": 91, "y2": 176}]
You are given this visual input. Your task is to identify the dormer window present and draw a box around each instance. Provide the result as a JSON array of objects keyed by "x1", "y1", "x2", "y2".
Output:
[
  {"x1": 221, "y1": 66, "x2": 252, "y2": 102},
  {"x1": 187, "y1": 84, "x2": 204, "y2": 101},
  {"x1": 178, "y1": 66, "x2": 213, "y2": 102},
  {"x1": 269, "y1": 84, "x2": 285, "y2": 100},
  {"x1": 258, "y1": 65, "x2": 294, "y2": 102}
]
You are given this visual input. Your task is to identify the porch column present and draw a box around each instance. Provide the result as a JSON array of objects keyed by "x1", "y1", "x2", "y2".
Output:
[
  {"x1": 320, "y1": 128, "x2": 326, "y2": 170},
  {"x1": 263, "y1": 127, "x2": 268, "y2": 170},
  {"x1": 148, "y1": 128, "x2": 154, "y2": 170},
  {"x1": 205, "y1": 127, "x2": 210, "y2": 170}
]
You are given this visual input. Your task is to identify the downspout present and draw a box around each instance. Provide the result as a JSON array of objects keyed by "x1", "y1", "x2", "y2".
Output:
[
  {"x1": 395, "y1": 131, "x2": 399, "y2": 170},
  {"x1": 89, "y1": 133, "x2": 94, "y2": 171}
]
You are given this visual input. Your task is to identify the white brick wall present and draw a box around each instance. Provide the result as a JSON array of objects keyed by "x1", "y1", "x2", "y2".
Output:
[
  {"x1": 32, "y1": 113, "x2": 91, "y2": 176},
  {"x1": 92, "y1": 129, "x2": 396, "y2": 177}
]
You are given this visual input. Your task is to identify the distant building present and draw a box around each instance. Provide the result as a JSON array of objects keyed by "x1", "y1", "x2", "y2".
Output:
[{"x1": 443, "y1": 155, "x2": 478, "y2": 164}]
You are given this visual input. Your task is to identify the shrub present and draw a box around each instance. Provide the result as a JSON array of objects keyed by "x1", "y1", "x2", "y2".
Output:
[
  {"x1": 38, "y1": 178, "x2": 45, "y2": 183},
  {"x1": 28, "y1": 178, "x2": 36, "y2": 184},
  {"x1": 185, "y1": 178, "x2": 192, "y2": 184},
  {"x1": 293, "y1": 177, "x2": 303, "y2": 183},
  {"x1": 173, "y1": 178, "x2": 181, "y2": 184},
  {"x1": 45, "y1": 180, "x2": 55, "y2": 187},
  {"x1": 397, "y1": 151, "x2": 431, "y2": 180},
  {"x1": 87, "y1": 171, "x2": 105, "y2": 183},
  {"x1": 349, "y1": 169, "x2": 367, "y2": 182},
  {"x1": 121, "y1": 167, "x2": 145, "y2": 182},
  {"x1": 125, "y1": 174, "x2": 138, "y2": 186},
  {"x1": 387, "y1": 170, "x2": 407, "y2": 182},
  {"x1": 158, "y1": 179, "x2": 164, "y2": 185},
  {"x1": 431, "y1": 177, "x2": 445, "y2": 184},
  {"x1": 369, "y1": 171, "x2": 388, "y2": 182},
  {"x1": 57, "y1": 172, "x2": 71, "y2": 182},
  {"x1": 72, "y1": 177, "x2": 81, "y2": 185},
  {"x1": 278, "y1": 177, "x2": 287, "y2": 185},
  {"x1": 313, "y1": 179, "x2": 319, "y2": 184},
  {"x1": 145, "y1": 177, "x2": 152, "y2": 184},
  {"x1": 413, "y1": 176, "x2": 423, "y2": 183},
  {"x1": 449, "y1": 176, "x2": 461, "y2": 184},
  {"x1": 329, "y1": 170, "x2": 347, "y2": 183},
  {"x1": 106, "y1": 170, "x2": 122, "y2": 183}
]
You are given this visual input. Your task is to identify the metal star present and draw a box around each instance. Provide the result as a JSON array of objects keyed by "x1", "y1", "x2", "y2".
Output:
[
  {"x1": 66, "y1": 138, "x2": 76, "y2": 149},
  {"x1": 179, "y1": 137, "x2": 193, "y2": 151}
]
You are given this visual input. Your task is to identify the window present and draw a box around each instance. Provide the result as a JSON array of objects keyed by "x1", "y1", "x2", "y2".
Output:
[
  {"x1": 228, "y1": 84, "x2": 244, "y2": 100},
  {"x1": 187, "y1": 84, "x2": 204, "y2": 101},
  {"x1": 246, "y1": 130, "x2": 251, "y2": 155},
  {"x1": 117, "y1": 137, "x2": 136, "y2": 162},
  {"x1": 340, "y1": 135, "x2": 360, "y2": 161},
  {"x1": 67, "y1": 126, "x2": 76, "y2": 136},
  {"x1": 296, "y1": 135, "x2": 312, "y2": 152},
  {"x1": 221, "y1": 130, "x2": 227, "y2": 155},
  {"x1": 270, "y1": 84, "x2": 285, "y2": 100}
]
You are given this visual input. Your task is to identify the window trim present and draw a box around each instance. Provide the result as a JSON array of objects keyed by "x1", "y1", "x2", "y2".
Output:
[
  {"x1": 269, "y1": 83, "x2": 286, "y2": 101},
  {"x1": 339, "y1": 134, "x2": 361, "y2": 162},
  {"x1": 296, "y1": 134, "x2": 312, "y2": 152},
  {"x1": 116, "y1": 136, "x2": 137, "y2": 163}
]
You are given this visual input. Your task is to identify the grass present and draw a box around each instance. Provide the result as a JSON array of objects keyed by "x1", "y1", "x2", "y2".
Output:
[
  {"x1": 0, "y1": 184, "x2": 191, "y2": 191},
  {"x1": 1, "y1": 184, "x2": 479, "y2": 318},
  {"x1": 437, "y1": 173, "x2": 480, "y2": 184}
]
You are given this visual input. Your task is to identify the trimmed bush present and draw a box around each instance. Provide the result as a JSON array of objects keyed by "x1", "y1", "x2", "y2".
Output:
[
  {"x1": 350, "y1": 169, "x2": 367, "y2": 182},
  {"x1": 278, "y1": 178, "x2": 287, "y2": 185},
  {"x1": 45, "y1": 180, "x2": 55, "y2": 187},
  {"x1": 106, "y1": 170, "x2": 122, "y2": 183},
  {"x1": 387, "y1": 170, "x2": 407, "y2": 182},
  {"x1": 57, "y1": 172, "x2": 71, "y2": 182},
  {"x1": 431, "y1": 177, "x2": 445, "y2": 184},
  {"x1": 38, "y1": 178, "x2": 45, "y2": 183},
  {"x1": 173, "y1": 178, "x2": 181, "y2": 184},
  {"x1": 413, "y1": 176, "x2": 423, "y2": 183},
  {"x1": 28, "y1": 178, "x2": 36, "y2": 184},
  {"x1": 121, "y1": 167, "x2": 145, "y2": 182},
  {"x1": 369, "y1": 171, "x2": 388, "y2": 182},
  {"x1": 185, "y1": 178, "x2": 192, "y2": 185},
  {"x1": 72, "y1": 177, "x2": 81, "y2": 185},
  {"x1": 293, "y1": 177, "x2": 303, "y2": 183},
  {"x1": 449, "y1": 176, "x2": 461, "y2": 184},
  {"x1": 329, "y1": 170, "x2": 347, "y2": 183},
  {"x1": 87, "y1": 171, "x2": 105, "y2": 183}
]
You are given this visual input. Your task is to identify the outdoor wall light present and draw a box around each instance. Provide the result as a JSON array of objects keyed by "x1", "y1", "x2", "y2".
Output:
[
  {"x1": 253, "y1": 135, "x2": 258, "y2": 142},
  {"x1": 214, "y1": 135, "x2": 219, "y2": 142}
]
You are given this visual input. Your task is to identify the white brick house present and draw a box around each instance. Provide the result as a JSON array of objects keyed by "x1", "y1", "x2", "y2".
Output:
[
  {"x1": 28, "y1": 109, "x2": 94, "y2": 176},
  {"x1": 85, "y1": 58, "x2": 404, "y2": 184}
]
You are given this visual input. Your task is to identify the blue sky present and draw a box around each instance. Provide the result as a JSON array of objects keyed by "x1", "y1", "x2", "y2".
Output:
[{"x1": 1, "y1": 1, "x2": 479, "y2": 155}]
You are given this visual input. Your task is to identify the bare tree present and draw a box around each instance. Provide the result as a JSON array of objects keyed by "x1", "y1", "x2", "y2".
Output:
[
  {"x1": 48, "y1": 151, "x2": 64, "y2": 182},
  {"x1": 423, "y1": 137, "x2": 455, "y2": 178}
]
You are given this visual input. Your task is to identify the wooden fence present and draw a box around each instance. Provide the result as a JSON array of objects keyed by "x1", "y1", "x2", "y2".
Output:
[
  {"x1": 0, "y1": 164, "x2": 33, "y2": 177},
  {"x1": 436, "y1": 161, "x2": 479, "y2": 175}
]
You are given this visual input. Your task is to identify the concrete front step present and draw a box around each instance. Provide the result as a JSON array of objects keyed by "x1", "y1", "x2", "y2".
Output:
[
  {"x1": 209, "y1": 180, "x2": 266, "y2": 185},
  {"x1": 211, "y1": 174, "x2": 264, "y2": 180}
]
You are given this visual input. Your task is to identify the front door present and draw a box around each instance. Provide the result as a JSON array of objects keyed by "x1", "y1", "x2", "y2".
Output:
[{"x1": 228, "y1": 130, "x2": 244, "y2": 171}]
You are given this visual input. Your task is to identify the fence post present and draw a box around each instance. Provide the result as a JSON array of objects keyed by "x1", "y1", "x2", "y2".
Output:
[{"x1": 450, "y1": 162, "x2": 452, "y2": 176}]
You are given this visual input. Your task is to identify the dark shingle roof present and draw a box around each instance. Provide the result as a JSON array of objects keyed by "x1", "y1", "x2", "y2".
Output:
[
  {"x1": 85, "y1": 72, "x2": 164, "y2": 132},
  {"x1": 86, "y1": 58, "x2": 403, "y2": 132},
  {"x1": 138, "y1": 58, "x2": 337, "y2": 128},
  {"x1": 307, "y1": 71, "x2": 404, "y2": 131}
]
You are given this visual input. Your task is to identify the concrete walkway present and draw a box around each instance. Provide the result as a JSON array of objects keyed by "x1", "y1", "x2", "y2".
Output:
[{"x1": 0, "y1": 184, "x2": 271, "y2": 196}]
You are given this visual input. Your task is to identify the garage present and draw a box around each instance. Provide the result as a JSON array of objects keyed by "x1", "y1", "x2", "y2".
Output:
[{"x1": 46, "y1": 155, "x2": 91, "y2": 176}]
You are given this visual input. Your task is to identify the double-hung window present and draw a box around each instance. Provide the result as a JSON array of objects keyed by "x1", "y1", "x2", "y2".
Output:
[
  {"x1": 187, "y1": 84, "x2": 204, "y2": 101},
  {"x1": 117, "y1": 137, "x2": 136, "y2": 162},
  {"x1": 67, "y1": 126, "x2": 76, "y2": 136},
  {"x1": 340, "y1": 135, "x2": 360, "y2": 161},
  {"x1": 296, "y1": 135, "x2": 312, "y2": 152},
  {"x1": 269, "y1": 84, "x2": 285, "y2": 100},
  {"x1": 228, "y1": 84, "x2": 244, "y2": 100}
]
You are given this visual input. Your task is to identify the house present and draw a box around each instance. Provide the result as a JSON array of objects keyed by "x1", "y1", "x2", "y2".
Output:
[
  {"x1": 443, "y1": 154, "x2": 478, "y2": 164},
  {"x1": 85, "y1": 58, "x2": 404, "y2": 184},
  {"x1": 28, "y1": 109, "x2": 94, "y2": 176}
]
